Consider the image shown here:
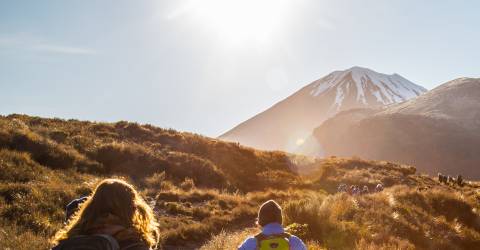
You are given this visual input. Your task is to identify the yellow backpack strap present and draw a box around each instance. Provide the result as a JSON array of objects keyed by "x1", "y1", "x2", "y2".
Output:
[
  {"x1": 254, "y1": 233, "x2": 267, "y2": 248},
  {"x1": 254, "y1": 233, "x2": 291, "y2": 248},
  {"x1": 277, "y1": 233, "x2": 291, "y2": 239}
]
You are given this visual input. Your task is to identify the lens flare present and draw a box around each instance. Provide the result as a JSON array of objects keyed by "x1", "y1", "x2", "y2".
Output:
[{"x1": 296, "y1": 138, "x2": 305, "y2": 146}]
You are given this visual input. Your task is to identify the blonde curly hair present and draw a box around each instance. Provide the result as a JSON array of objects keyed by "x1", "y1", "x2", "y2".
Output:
[{"x1": 53, "y1": 178, "x2": 159, "y2": 248}]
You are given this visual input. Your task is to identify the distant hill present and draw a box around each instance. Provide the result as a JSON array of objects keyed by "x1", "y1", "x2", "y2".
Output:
[
  {"x1": 0, "y1": 114, "x2": 300, "y2": 192},
  {"x1": 220, "y1": 66, "x2": 426, "y2": 153},
  {"x1": 314, "y1": 77, "x2": 480, "y2": 178}
]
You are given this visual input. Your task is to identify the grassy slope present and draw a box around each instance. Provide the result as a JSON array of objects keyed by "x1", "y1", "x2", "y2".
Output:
[{"x1": 0, "y1": 114, "x2": 479, "y2": 249}]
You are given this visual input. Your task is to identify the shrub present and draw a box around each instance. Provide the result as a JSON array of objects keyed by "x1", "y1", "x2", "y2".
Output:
[
  {"x1": 180, "y1": 178, "x2": 195, "y2": 191},
  {"x1": 285, "y1": 223, "x2": 309, "y2": 240},
  {"x1": 0, "y1": 150, "x2": 44, "y2": 182},
  {"x1": 200, "y1": 228, "x2": 258, "y2": 250}
]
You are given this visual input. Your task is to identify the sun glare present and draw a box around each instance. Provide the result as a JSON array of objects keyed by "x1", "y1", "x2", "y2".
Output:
[
  {"x1": 172, "y1": 0, "x2": 291, "y2": 46},
  {"x1": 296, "y1": 138, "x2": 305, "y2": 146}
]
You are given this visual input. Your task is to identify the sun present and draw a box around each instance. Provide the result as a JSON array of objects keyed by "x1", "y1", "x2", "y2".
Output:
[
  {"x1": 170, "y1": 0, "x2": 291, "y2": 46},
  {"x1": 295, "y1": 138, "x2": 305, "y2": 146}
]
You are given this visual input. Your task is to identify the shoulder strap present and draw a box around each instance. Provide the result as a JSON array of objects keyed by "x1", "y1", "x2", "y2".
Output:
[
  {"x1": 254, "y1": 233, "x2": 267, "y2": 246},
  {"x1": 95, "y1": 234, "x2": 120, "y2": 250},
  {"x1": 254, "y1": 232, "x2": 291, "y2": 247},
  {"x1": 276, "y1": 232, "x2": 291, "y2": 239},
  {"x1": 254, "y1": 233, "x2": 267, "y2": 247},
  {"x1": 120, "y1": 241, "x2": 149, "y2": 250}
]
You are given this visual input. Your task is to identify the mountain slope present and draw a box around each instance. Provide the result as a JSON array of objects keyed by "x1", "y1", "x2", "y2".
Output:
[
  {"x1": 0, "y1": 114, "x2": 304, "y2": 249},
  {"x1": 314, "y1": 77, "x2": 480, "y2": 178},
  {"x1": 0, "y1": 114, "x2": 300, "y2": 192},
  {"x1": 220, "y1": 66, "x2": 426, "y2": 152}
]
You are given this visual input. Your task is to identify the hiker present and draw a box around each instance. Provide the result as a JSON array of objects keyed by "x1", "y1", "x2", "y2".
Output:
[
  {"x1": 439, "y1": 174, "x2": 447, "y2": 184},
  {"x1": 438, "y1": 173, "x2": 444, "y2": 183},
  {"x1": 348, "y1": 185, "x2": 355, "y2": 195},
  {"x1": 457, "y1": 175, "x2": 463, "y2": 186},
  {"x1": 238, "y1": 200, "x2": 307, "y2": 250},
  {"x1": 362, "y1": 186, "x2": 369, "y2": 194},
  {"x1": 375, "y1": 183, "x2": 384, "y2": 192},
  {"x1": 349, "y1": 185, "x2": 360, "y2": 195},
  {"x1": 65, "y1": 196, "x2": 88, "y2": 222},
  {"x1": 52, "y1": 179, "x2": 159, "y2": 250},
  {"x1": 337, "y1": 183, "x2": 347, "y2": 193},
  {"x1": 441, "y1": 174, "x2": 447, "y2": 184},
  {"x1": 351, "y1": 186, "x2": 360, "y2": 196}
]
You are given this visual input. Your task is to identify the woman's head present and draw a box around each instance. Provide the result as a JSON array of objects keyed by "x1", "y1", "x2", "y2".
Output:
[
  {"x1": 85, "y1": 179, "x2": 137, "y2": 222},
  {"x1": 54, "y1": 178, "x2": 159, "y2": 247}
]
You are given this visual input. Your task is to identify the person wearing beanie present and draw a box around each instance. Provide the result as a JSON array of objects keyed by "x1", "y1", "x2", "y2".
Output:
[
  {"x1": 238, "y1": 200, "x2": 307, "y2": 250},
  {"x1": 65, "y1": 196, "x2": 88, "y2": 222}
]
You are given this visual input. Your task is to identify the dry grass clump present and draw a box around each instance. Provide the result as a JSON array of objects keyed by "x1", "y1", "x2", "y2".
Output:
[
  {"x1": 0, "y1": 149, "x2": 46, "y2": 182},
  {"x1": 200, "y1": 228, "x2": 258, "y2": 250},
  {"x1": 0, "y1": 120, "x2": 101, "y2": 173},
  {"x1": 0, "y1": 221, "x2": 52, "y2": 250},
  {"x1": 0, "y1": 149, "x2": 95, "y2": 249},
  {"x1": 282, "y1": 185, "x2": 480, "y2": 249}
]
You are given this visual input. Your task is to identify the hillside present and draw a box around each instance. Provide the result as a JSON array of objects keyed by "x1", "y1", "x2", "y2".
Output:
[
  {"x1": 1, "y1": 115, "x2": 480, "y2": 249},
  {"x1": 220, "y1": 66, "x2": 426, "y2": 153},
  {"x1": 0, "y1": 114, "x2": 306, "y2": 249},
  {"x1": 314, "y1": 77, "x2": 480, "y2": 178},
  {"x1": 0, "y1": 114, "x2": 301, "y2": 192}
]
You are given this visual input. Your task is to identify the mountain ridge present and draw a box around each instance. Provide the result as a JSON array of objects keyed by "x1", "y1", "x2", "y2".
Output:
[
  {"x1": 220, "y1": 66, "x2": 426, "y2": 152},
  {"x1": 313, "y1": 77, "x2": 480, "y2": 178}
]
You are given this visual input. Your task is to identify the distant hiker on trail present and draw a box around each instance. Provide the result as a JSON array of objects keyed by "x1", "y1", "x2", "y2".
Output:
[
  {"x1": 457, "y1": 175, "x2": 463, "y2": 186},
  {"x1": 65, "y1": 196, "x2": 88, "y2": 222},
  {"x1": 375, "y1": 183, "x2": 384, "y2": 192},
  {"x1": 238, "y1": 200, "x2": 307, "y2": 250},
  {"x1": 352, "y1": 185, "x2": 362, "y2": 196},
  {"x1": 440, "y1": 174, "x2": 447, "y2": 184},
  {"x1": 362, "y1": 186, "x2": 369, "y2": 194},
  {"x1": 349, "y1": 185, "x2": 360, "y2": 195},
  {"x1": 438, "y1": 173, "x2": 444, "y2": 183},
  {"x1": 338, "y1": 183, "x2": 347, "y2": 193},
  {"x1": 52, "y1": 179, "x2": 159, "y2": 250}
]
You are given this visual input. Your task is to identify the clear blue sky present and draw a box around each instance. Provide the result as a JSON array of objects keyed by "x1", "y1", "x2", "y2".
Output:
[{"x1": 1, "y1": 0, "x2": 479, "y2": 136}]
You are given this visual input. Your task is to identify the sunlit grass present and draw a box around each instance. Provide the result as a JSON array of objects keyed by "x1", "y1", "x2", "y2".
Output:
[{"x1": 1, "y1": 114, "x2": 480, "y2": 249}]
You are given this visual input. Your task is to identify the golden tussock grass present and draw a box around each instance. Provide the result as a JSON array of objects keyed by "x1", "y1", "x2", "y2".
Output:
[{"x1": 1, "y1": 115, "x2": 480, "y2": 249}]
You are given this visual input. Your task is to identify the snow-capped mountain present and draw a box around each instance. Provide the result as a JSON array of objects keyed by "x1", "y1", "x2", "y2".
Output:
[
  {"x1": 310, "y1": 66, "x2": 426, "y2": 108},
  {"x1": 219, "y1": 66, "x2": 427, "y2": 152}
]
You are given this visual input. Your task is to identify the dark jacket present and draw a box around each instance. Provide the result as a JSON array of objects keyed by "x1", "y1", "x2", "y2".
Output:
[{"x1": 88, "y1": 214, "x2": 151, "y2": 250}]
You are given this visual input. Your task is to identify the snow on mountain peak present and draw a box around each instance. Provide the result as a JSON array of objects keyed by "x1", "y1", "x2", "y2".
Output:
[{"x1": 309, "y1": 66, "x2": 427, "y2": 110}]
